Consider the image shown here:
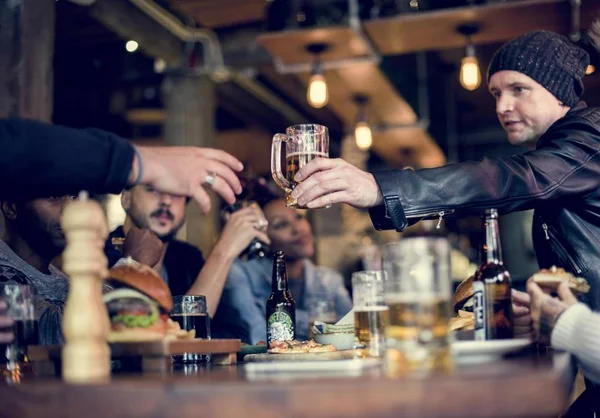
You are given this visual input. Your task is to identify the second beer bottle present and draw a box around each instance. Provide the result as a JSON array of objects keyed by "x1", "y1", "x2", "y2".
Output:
[
  {"x1": 473, "y1": 208, "x2": 514, "y2": 340},
  {"x1": 266, "y1": 251, "x2": 296, "y2": 344}
]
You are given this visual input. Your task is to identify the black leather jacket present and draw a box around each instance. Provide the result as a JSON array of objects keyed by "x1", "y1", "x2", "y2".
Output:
[{"x1": 369, "y1": 102, "x2": 600, "y2": 309}]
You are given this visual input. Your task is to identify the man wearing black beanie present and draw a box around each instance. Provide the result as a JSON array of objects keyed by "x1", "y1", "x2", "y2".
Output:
[
  {"x1": 291, "y1": 26, "x2": 600, "y2": 415},
  {"x1": 295, "y1": 27, "x2": 599, "y2": 302}
]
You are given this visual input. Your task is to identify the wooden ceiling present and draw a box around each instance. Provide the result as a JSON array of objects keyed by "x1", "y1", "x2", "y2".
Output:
[
  {"x1": 363, "y1": 0, "x2": 588, "y2": 55},
  {"x1": 258, "y1": 26, "x2": 372, "y2": 65},
  {"x1": 74, "y1": 0, "x2": 600, "y2": 170},
  {"x1": 293, "y1": 62, "x2": 446, "y2": 167},
  {"x1": 170, "y1": 0, "x2": 265, "y2": 28}
]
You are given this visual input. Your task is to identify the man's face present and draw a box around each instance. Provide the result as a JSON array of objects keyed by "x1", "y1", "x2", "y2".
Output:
[
  {"x1": 489, "y1": 70, "x2": 569, "y2": 148},
  {"x1": 4, "y1": 196, "x2": 75, "y2": 257},
  {"x1": 122, "y1": 185, "x2": 187, "y2": 242},
  {"x1": 263, "y1": 198, "x2": 314, "y2": 260}
]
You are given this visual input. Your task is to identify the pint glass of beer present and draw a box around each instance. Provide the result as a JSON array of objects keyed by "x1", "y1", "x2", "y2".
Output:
[
  {"x1": 271, "y1": 124, "x2": 329, "y2": 208},
  {"x1": 171, "y1": 295, "x2": 211, "y2": 364},
  {"x1": 383, "y1": 238, "x2": 453, "y2": 377},
  {"x1": 351, "y1": 271, "x2": 388, "y2": 358}
]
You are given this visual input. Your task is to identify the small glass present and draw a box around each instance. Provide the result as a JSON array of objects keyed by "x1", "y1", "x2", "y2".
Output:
[
  {"x1": 0, "y1": 284, "x2": 38, "y2": 371},
  {"x1": 351, "y1": 271, "x2": 388, "y2": 358},
  {"x1": 308, "y1": 300, "x2": 336, "y2": 340},
  {"x1": 383, "y1": 238, "x2": 453, "y2": 377},
  {"x1": 170, "y1": 295, "x2": 211, "y2": 364},
  {"x1": 271, "y1": 124, "x2": 329, "y2": 208}
]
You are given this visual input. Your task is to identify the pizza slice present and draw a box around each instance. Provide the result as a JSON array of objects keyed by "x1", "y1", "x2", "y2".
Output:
[
  {"x1": 268, "y1": 340, "x2": 309, "y2": 354},
  {"x1": 305, "y1": 340, "x2": 336, "y2": 353},
  {"x1": 268, "y1": 340, "x2": 336, "y2": 354}
]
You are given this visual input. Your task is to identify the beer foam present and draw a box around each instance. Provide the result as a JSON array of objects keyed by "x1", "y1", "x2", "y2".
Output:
[
  {"x1": 286, "y1": 152, "x2": 329, "y2": 158},
  {"x1": 353, "y1": 306, "x2": 389, "y2": 312}
]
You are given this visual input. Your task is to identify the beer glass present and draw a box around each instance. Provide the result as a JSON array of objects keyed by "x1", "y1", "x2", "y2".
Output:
[
  {"x1": 383, "y1": 238, "x2": 453, "y2": 377},
  {"x1": 171, "y1": 295, "x2": 211, "y2": 364},
  {"x1": 0, "y1": 284, "x2": 38, "y2": 370},
  {"x1": 271, "y1": 124, "x2": 329, "y2": 208},
  {"x1": 352, "y1": 271, "x2": 388, "y2": 358},
  {"x1": 308, "y1": 300, "x2": 336, "y2": 340}
]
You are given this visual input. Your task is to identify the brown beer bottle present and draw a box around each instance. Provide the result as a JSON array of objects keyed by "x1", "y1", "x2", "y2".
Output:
[
  {"x1": 266, "y1": 251, "x2": 296, "y2": 344},
  {"x1": 473, "y1": 209, "x2": 514, "y2": 340}
]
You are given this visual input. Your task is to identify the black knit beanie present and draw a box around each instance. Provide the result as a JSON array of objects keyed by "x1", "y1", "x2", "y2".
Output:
[{"x1": 487, "y1": 31, "x2": 589, "y2": 107}]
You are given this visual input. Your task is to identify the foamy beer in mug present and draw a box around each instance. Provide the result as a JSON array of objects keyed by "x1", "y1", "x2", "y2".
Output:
[
  {"x1": 271, "y1": 124, "x2": 329, "y2": 208},
  {"x1": 383, "y1": 238, "x2": 453, "y2": 377},
  {"x1": 352, "y1": 271, "x2": 388, "y2": 358}
]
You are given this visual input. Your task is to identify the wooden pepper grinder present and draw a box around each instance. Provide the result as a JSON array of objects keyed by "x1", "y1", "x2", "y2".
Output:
[{"x1": 60, "y1": 191, "x2": 110, "y2": 382}]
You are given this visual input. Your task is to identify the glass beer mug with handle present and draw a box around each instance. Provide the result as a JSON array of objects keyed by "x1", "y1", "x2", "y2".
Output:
[{"x1": 271, "y1": 124, "x2": 329, "y2": 208}]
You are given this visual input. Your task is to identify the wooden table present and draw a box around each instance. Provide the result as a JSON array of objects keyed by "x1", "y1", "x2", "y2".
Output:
[{"x1": 0, "y1": 351, "x2": 575, "y2": 418}]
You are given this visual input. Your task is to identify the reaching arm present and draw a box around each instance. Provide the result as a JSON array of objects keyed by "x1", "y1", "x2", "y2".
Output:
[
  {"x1": 368, "y1": 120, "x2": 600, "y2": 230},
  {"x1": 0, "y1": 118, "x2": 134, "y2": 201},
  {"x1": 0, "y1": 118, "x2": 244, "y2": 215},
  {"x1": 186, "y1": 206, "x2": 270, "y2": 317},
  {"x1": 290, "y1": 115, "x2": 600, "y2": 230}
]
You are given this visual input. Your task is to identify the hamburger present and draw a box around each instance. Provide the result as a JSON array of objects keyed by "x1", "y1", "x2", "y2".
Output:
[
  {"x1": 103, "y1": 261, "x2": 173, "y2": 342},
  {"x1": 449, "y1": 275, "x2": 476, "y2": 331},
  {"x1": 530, "y1": 266, "x2": 590, "y2": 295},
  {"x1": 453, "y1": 275, "x2": 475, "y2": 314}
]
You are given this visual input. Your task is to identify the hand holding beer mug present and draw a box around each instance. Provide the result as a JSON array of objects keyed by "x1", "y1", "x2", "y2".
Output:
[
  {"x1": 271, "y1": 124, "x2": 329, "y2": 208},
  {"x1": 352, "y1": 271, "x2": 388, "y2": 358},
  {"x1": 383, "y1": 238, "x2": 453, "y2": 377}
]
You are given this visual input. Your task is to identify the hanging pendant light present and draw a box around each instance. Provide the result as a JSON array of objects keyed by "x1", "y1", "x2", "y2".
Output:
[{"x1": 305, "y1": 43, "x2": 330, "y2": 108}]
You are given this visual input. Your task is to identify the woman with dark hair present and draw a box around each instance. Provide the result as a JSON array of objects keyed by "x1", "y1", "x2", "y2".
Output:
[{"x1": 213, "y1": 190, "x2": 352, "y2": 344}]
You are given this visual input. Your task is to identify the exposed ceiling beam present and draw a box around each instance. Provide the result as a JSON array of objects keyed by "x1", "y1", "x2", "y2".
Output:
[
  {"x1": 84, "y1": 0, "x2": 308, "y2": 134},
  {"x1": 364, "y1": 0, "x2": 600, "y2": 55},
  {"x1": 88, "y1": 0, "x2": 183, "y2": 64},
  {"x1": 169, "y1": 0, "x2": 265, "y2": 29}
]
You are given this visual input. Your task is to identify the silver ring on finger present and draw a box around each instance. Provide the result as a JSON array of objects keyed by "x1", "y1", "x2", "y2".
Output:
[
  {"x1": 254, "y1": 218, "x2": 268, "y2": 232},
  {"x1": 203, "y1": 171, "x2": 217, "y2": 188}
]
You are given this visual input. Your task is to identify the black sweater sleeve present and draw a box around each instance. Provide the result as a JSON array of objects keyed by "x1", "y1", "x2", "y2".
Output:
[{"x1": 0, "y1": 118, "x2": 134, "y2": 201}]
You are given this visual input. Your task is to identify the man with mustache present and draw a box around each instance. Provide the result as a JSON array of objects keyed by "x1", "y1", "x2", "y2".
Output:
[
  {"x1": 106, "y1": 184, "x2": 270, "y2": 317},
  {"x1": 0, "y1": 195, "x2": 76, "y2": 345}
]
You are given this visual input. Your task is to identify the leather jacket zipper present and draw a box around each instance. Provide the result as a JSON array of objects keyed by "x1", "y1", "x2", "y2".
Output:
[
  {"x1": 542, "y1": 223, "x2": 550, "y2": 240},
  {"x1": 541, "y1": 223, "x2": 583, "y2": 275},
  {"x1": 436, "y1": 211, "x2": 445, "y2": 229},
  {"x1": 406, "y1": 208, "x2": 455, "y2": 222}
]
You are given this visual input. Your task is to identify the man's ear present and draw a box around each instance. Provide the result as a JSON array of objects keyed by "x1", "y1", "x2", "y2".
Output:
[
  {"x1": 1, "y1": 201, "x2": 18, "y2": 221},
  {"x1": 121, "y1": 191, "x2": 132, "y2": 212}
]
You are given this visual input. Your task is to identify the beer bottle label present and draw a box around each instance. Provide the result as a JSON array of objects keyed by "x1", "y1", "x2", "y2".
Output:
[
  {"x1": 473, "y1": 281, "x2": 486, "y2": 341},
  {"x1": 267, "y1": 309, "x2": 294, "y2": 343}
]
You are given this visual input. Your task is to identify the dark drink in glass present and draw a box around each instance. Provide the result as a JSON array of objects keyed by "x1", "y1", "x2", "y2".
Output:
[
  {"x1": 170, "y1": 313, "x2": 210, "y2": 339},
  {"x1": 170, "y1": 295, "x2": 211, "y2": 364}
]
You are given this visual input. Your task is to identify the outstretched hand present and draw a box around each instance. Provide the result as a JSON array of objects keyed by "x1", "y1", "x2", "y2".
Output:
[
  {"x1": 289, "y1": 158, "x2": 383, "y2": 209},
  {"x1": 135, "y1": 146, "x2": 244, "y2": 215}
]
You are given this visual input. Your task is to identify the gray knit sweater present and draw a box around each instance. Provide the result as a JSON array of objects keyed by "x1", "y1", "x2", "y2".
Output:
[{"x1": 552, "y1": 303, "x2": 600, "y2": 384}]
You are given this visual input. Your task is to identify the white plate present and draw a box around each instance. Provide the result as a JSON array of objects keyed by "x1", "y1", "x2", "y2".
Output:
[{"x1": 451, "y1": 338, "x2": 532, "y2": 365}]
